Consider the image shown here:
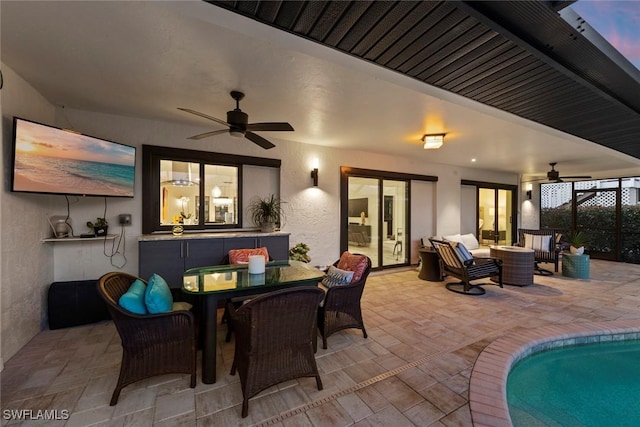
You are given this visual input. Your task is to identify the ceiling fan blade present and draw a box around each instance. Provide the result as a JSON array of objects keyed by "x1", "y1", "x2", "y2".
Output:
[
  {"x1": 247, "y1": 122, "x2": 294, "y2": 132},
  {"x1": 178, "y1": 108, "x2": 230, "y2": 128},
  {"x1": 245, "y1": 131, "x2": 275, "y2": 149},
  {"x1": 560, "y1": 175, "x2": 592, "y2": 179},
  {"x1": 187, "y1": 129, "x2": 229, "y2": 140}
]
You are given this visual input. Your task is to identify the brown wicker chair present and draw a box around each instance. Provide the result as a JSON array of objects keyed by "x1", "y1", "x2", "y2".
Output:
[
  {"x1": 515, "y1": 228, "x2": 561, "y2": 274},
  {"x1": 97, "y1": 272, "x2": 197, "y2": 405},
  {"x1": 317, "y1": 254, "x2": 372, "y2": 350},
  {"x1": 227, "y1": 286, "x2": 325, "y2": 418},
  {"x1": 430, "y1": 238, "x2": 503, "y2": 295}
]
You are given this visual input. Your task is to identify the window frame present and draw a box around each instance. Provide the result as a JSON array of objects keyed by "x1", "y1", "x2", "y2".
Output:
[{"x1": 142, "y1": 145, "x2": 281, "y2": 234}]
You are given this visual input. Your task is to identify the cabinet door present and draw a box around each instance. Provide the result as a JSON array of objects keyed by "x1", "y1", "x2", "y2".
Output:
[
  {"x1": 257, "y1": 235, "x2": 290, "y2": 260},
  {"x1": 138, "y1": 240, "x2": 185, "y2": 289},
  {"x1": 184, "y1": 239, "x2": 225, "y2": 268}
]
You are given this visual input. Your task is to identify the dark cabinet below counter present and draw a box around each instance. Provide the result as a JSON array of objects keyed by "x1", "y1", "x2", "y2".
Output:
[{"x1": 139, "y1": 233, "x2": 289, "y2": 288}]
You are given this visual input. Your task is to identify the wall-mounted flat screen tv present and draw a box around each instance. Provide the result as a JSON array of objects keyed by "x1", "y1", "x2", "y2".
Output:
[
  {"x1": 348, "y1": 198, "x2": 368, "y2": 217},
  {"x1": 11, "y1": 117, "x2": 136, "y2": 197}
]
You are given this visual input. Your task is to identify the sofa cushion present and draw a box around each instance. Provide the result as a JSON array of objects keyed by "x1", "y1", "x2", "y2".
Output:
[
  {"x1": 443, "y1": 233, "x2": 463, "y2": 244},
  {"x1": 524, "y1": 234, "x2": 552, "y2": 252},
  {"x1": 336, "y1": 252, "x2": 368, "y2": 282},
  {"x1": 145, "y1": 274, "x2": 173, "y2": 314},
  {"x1": 172, "y1": 301, "x2": 193, "y2": 312},
  {"x1": 321, "y1": 266, "x2": 354, "y2": 288},
  {"x1": 460, "y1": 233, "x2": 480, "y2": 250},
  {"x1": 228, "y1": 247, "x2": 269, "y2": 264},
  {"x1": 118, "y1": 279, "x2": 148, "y2": 315}
]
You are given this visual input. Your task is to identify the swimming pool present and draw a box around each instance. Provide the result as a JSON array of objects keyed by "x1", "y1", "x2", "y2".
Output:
[
  {"x1": 467, "y1": 321, "x2": 640, "y2": 426},
  {"x1": 507, "y1": 339, "x2": 640, "y2": 426}
]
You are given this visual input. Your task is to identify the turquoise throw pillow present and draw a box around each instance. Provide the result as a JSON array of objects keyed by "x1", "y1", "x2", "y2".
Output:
[
  {"x1": 118, "y1": 279, "x2": 148, "y2": 315},
  {"x1": 145, "y1": 274, "x2": 173, "y2": 314}
]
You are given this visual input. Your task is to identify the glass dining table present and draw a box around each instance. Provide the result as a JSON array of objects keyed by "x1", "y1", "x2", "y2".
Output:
[{"x1": 182, "y1": 260, "x2": 325, "y2": 384}]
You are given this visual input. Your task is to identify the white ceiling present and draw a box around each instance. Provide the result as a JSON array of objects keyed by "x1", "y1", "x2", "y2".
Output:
[{"x1": 2, "y1": 1, "x2": 639, "y2": 181}]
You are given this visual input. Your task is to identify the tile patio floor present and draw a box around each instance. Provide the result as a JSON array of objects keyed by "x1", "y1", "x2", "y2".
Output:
[{"x1": 2, "y1": 259, "x2": 640, "y2": 426}]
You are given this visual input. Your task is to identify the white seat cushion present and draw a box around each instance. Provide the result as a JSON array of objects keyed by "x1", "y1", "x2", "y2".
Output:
[{"x1": 460, "y1": 233, "x2": 480, "y2": 250}]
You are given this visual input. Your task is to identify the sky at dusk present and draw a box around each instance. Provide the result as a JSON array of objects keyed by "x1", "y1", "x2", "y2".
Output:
[{"x1": 571, "y1": 0, "x2": 640, "y2": 70}]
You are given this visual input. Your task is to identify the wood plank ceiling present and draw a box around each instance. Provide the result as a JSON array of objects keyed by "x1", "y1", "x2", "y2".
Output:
[{"x1": 208, "y1": 0, "x2": 640, "y2": 161}]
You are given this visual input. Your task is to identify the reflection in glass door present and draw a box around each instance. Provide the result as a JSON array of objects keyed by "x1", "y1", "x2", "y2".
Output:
[
  {"x1": 478, "y1": 188, "x2": 513, "y2": 246},
  {"x1": 347, "y1": 177, "x2": 379, "y2": 267},
  {"x1": 346, "y1": 175, "x2": 408, "y2": 268},
  {"x1": 383, "y1": 180, "x2": 407, "y2": 266}
]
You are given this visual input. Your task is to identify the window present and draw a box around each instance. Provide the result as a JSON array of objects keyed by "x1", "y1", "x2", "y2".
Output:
[
  {"x1": 158, "y1": 161, "x2": 239, "y2": 227},
  {"x1": 142, "y1": 145, "x2": 280, "y2": 234}
]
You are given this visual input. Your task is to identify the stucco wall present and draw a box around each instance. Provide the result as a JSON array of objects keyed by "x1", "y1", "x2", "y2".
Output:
[
  {"x1": 0, "y1": 70, "x2": 518, "y2": 364},
  {"x1": 1, "y1": 64, "x2": 56, "y2": 364}
]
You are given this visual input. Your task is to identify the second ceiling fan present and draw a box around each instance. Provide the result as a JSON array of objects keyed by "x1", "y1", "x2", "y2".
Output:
[
  {"x1": 178, "y1": 91, "x2": 294, "y2": 149},
  {"x1": 528, "y1": 162, "x2": 592, "y2": 183}
]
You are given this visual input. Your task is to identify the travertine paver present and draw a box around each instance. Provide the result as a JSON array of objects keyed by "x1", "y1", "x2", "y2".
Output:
[{"x1": 1, "y1": 259, "x2": 639, "y2": 426}]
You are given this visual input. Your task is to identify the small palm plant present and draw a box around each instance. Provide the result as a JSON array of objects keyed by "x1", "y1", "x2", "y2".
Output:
[
  {"x1": 249, "y1": 194, "x2": 286, "y2": 232},
  {"x1": 569, "y1": 230, "x2": 588, "y2": 254}
]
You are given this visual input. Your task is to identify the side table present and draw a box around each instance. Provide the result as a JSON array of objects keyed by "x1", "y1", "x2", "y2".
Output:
[
  {"x1": 418, "y1": 248, "x2": 442, "y2": 281},
  {"x1": 562, "y1": 253, "x2": 590, "y2": 279}
]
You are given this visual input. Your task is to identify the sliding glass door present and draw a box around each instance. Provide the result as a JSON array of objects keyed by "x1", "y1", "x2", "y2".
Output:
[
  {"x1": 478, "y1": 187, "x2": 514, "y2": 246},
  {"x1": 344, "y1": 173, "x2": 408, "y2": 268}
]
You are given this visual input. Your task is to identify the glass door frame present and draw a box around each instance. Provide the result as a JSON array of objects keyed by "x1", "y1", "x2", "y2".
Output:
[
  {"x1": 340, "y1": 167, "x2": 437, "y2": 270},
  {"x1": 462, "y1": 180, "x2": 517, "y2": 246}
]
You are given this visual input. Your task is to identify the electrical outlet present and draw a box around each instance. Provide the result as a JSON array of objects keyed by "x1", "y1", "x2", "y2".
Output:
[{"x1": 119, "y1": 214, "x2": 132, "y2": 226}]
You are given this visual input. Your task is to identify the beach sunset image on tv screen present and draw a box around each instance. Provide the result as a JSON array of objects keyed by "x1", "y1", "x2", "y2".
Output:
[{"x1": 12, "y1": 118, "x2": 136, "y2": 197}]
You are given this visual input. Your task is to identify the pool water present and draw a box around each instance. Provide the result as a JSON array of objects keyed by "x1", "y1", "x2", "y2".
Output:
[{"x1": 507, "y1": 339, "x2": 640, "y2": 426}]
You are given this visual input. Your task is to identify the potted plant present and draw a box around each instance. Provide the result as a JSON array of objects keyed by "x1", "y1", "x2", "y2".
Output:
[
  {"x1": 249, "y1": 194, "x2": 285, "y2": 232},
  {"x1": 87, "y1": 217, "x2": 109, "y2": 237},
  {"x1": 289, "y1": 243, "x2": 311, "y2": 263},
  {"x1": 568, "y1": 230, "x2": 588, "y2": 255}
]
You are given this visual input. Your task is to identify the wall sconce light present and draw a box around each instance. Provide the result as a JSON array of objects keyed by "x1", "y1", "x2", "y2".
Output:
[
  {"x1": 525, "y1": 183, "x2": 532, "y2": 200},
  {"x1": 310, "y1": 158, "x2": 319, "y2": 187},
  {"x1": 422, "y1": 133, "x2": 446, "y2": 149}
]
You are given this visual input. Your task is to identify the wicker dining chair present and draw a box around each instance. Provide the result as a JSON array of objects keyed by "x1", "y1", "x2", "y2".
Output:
[
  {"x1": 97, "y1": 272, "x2": 197, "y2": 405},
  {"x1": 227, "y1": 286, "x2": 325, "y2": 418},
  {"x1": 318, "y1": 253, "x2": 372, "y2": 350}
]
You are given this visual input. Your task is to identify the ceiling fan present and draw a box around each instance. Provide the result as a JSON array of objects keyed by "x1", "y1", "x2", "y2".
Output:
[
  {"x1": 527, "y1": 162, "x2": 592, "y2": 183},
  {"x1": 178, "y1": 91, "x2": 294, "y2": 149}
]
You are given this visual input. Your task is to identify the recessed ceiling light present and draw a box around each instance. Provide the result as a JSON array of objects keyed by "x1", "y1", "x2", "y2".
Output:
[{"x1": 471, "y1": 158, "x2": 477, "y2": 162}]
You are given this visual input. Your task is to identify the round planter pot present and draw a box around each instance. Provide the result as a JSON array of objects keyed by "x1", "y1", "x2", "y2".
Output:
[
  {"x1": 570, "y1": 245, "x2": 584, "y2": 255},
  {"x1": 94, "y1": 226, "x2": 109, "y2": 237},
  {"x1": 260, "y1": 222, "x2": 276, "y2": 233}
]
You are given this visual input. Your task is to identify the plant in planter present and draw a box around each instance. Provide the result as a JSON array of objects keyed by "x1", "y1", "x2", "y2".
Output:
[
  {"x1": 87, "y1": 218, "x2": 109, "y2": 237},
  {"x1": 568, "y1": 230, "x2": 588, "y2": 255},
  {"x1": 289, "y1": 242, "x2": 311, "y2": 263},
  {"x1": 249, "y1": 194, "x2": 286, "y2": 232}
]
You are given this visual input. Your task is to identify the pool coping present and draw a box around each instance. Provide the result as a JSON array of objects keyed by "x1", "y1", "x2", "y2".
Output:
[{"x1": 468, "y1": 319, "x2": 640, "y2": 427}]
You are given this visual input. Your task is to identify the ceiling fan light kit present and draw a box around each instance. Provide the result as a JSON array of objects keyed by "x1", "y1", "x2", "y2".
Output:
[{"x1": 179, "y1": 91, "x2": 294, "y2": 149}]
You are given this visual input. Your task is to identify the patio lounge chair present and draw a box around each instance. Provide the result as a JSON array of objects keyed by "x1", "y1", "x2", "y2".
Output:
[{"x1": 429, "y1": 238, "x2": 503, "y2": 295}]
